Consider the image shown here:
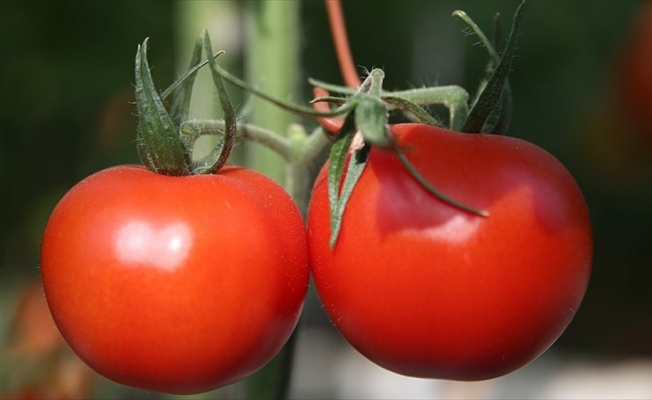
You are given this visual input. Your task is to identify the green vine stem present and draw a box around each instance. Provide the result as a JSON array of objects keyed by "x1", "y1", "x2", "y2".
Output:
[
  {"x1": 308, "y1": 78, "x2": 471, "y2": 131},
  {"x1": 181, "y1": 119, "x2": 330, "y2": 217},
  {"x1": 243, "y1": 1, "x2": 300, "y2": 186},
  {"x1": 181, "y1": 120, "x2": 294, "y2": 160},
  {"x1": 285, "y1": 125, "x2": 331, "y2": 215},
  {"x1": 240, "y1": 2, "x2": 306, "y2": 399}
]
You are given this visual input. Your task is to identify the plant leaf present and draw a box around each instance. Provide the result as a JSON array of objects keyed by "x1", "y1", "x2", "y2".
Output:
[
  {"x1": 461, "y1": 0, "x2": 524, "y2": 133},
  {"x1": 330, "y1": 142, "x2": 370, "y2": 249},
  {"x1": 169, "y1": 37, "x2": 203, "y2": 127},
  {"x1": 484, "y1": 12, "x2": 513, "y2": 134},
  {"x1": 327, "y1": 112, "x2": 368, "y2": 248},
  {"x1": 134, "y1": 38, "x2": 190, "y2": 176},
  {"x1": 191, "y1": 31, "x2": 237, "y2": 175}
]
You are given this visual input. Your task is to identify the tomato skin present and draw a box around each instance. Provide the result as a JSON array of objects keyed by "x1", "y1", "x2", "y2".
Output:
[
  {"x1": 41, "y1": 165, "x2": 309, "y2": 394},
  {"x1": 307, "y1": 124, "x2": 592, "y2": 381}
]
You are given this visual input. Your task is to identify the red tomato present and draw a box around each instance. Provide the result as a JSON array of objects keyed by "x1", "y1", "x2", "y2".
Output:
[
  {"x1": 307, "y1": 123, "x2": 592, "y2": 381},
  {"x1": 41, "y1": 165, "x2": 309, "y2": 394}
]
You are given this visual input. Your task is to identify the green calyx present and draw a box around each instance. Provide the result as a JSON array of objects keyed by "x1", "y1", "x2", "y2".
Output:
[
  {"x1": 456, "y1": 0, "x2": 524, "y2": 134},
  {"x1": 135, "y1": 39, "x2": 189, "y2": 176},
  {"x1": 134, "y1": 30, "x2": 236, "y2": 176},
  {"x1": 320, "y1": 1, "x2": 525, "y2": 248},
  {"x1": 324, "y1": 69, "x2": 491, "y2": 249}
]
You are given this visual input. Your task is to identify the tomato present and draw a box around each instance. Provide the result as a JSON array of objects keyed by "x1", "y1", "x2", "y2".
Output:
[
  {"x1": 307, "y1": 123, "x2": 592, "y2": 381},
  {"x1": 40, "y1": 165, "x2": 309, "y2": 394}
]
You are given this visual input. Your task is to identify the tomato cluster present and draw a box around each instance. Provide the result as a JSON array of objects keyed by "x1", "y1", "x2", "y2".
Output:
[
  {"x1": 39, "y1": 1, "x2": 593, "y2": 394},
  {"x1": 41, "y1": 123, "x2": 592, "y2": 392}
]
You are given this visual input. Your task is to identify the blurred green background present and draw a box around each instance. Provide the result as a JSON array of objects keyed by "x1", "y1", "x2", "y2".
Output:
[{"x1": 1, "y1": 0, "x2": 651, "y2": 398}]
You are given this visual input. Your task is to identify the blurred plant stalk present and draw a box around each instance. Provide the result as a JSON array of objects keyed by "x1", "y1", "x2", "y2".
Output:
[{"x1": 175, "y1": 1, "x2": 301, "y2": 399}]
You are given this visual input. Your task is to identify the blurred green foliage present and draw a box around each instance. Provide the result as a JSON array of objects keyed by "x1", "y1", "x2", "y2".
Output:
[
  {"x1": 0, "y1": 0, "x2": 177, "y2": 273},
  {"x1": 1, "y1": 0, "x2": 651, "y2": 398}
]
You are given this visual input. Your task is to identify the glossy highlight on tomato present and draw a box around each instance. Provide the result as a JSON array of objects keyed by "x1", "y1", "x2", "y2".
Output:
[
  {"x1": 41, "y1": 165, "x2": 309, "y2": 394},
  {"x1": 307, "y1": 123, "x2": 592, "y2": 381}
]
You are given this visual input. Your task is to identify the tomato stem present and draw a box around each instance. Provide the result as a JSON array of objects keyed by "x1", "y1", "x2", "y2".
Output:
[
  {"x1": 325, "y1": 0, "x2": 361, "y2": 88},
  {"x1": 309, "y1": 77, "x2": 471, "y2": 130},
  {"x1": 181, "y1": 120, "x2": 292, "y2": 160},
  {"x1": 310, "y1": 0, "x2": 361, "y2": 133},
  {"x1": 213, "y1": 60, "x2": 355, "y2": 120},
  {"x1": 180, "y1": 120, "x2": 330, "y2": 217},
  {"x1": 287, "y1": 125, "x2": 331, "y2": 216}
]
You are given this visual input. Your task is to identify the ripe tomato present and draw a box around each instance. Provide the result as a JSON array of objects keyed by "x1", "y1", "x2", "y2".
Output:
[
  {"x1": 41, "y1": 165, "x2": 309, "y2": 394},
  {"x1": 307, "y1": 123, "x2": 592, "y2": 381}
]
